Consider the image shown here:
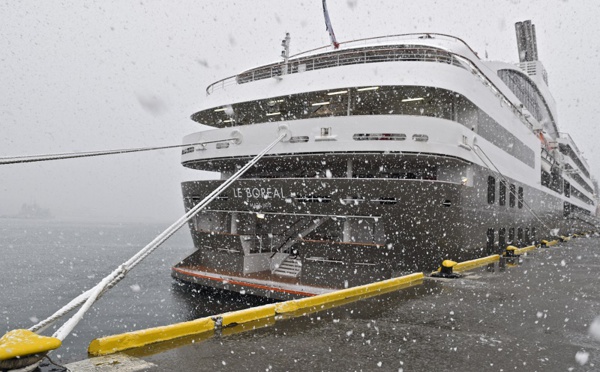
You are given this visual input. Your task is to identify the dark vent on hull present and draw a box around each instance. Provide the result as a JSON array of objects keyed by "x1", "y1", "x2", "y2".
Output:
[
  {"x1": 371, "y1": 197, "x2": 398, "y2": 205},
  {"x1": 295, "y1": 195, "x2": 332, "y2": 203},
  {"x1": 290, "y1": 136, "x2": 309, "y2": 143},
  {"x1": 341, "y1": 196, "x2": 366, "y2": 205},
  {"x1": 412, "y1": 134, "x2": 429, "y2": 142}
]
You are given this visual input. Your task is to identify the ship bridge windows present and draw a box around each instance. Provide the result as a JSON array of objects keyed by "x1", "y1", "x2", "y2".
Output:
[
  {"x1": 497, "y1": 69, "x2": 557, "y2": 138},
  {"x1": 541, "y1": 169, "x2": 563, "y2": 194},
  {"x1": 570, "y1": 185, "x2": 595, "y2": 205},
  {"x1": 192, "y1": 85, "x2": 534, "y2": 168}
]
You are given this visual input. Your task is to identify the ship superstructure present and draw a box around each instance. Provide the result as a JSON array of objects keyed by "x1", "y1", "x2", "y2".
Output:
[{"x1": 172, "y1": 21, "x2": 597, "y2": 299}]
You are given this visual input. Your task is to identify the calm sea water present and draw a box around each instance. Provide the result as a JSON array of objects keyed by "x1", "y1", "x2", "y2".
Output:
[{"x1": 0, "y1": 219, "x2": 271, "y2": 363}]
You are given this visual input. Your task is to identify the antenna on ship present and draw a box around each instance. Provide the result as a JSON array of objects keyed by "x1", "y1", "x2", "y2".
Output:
[
  {"x1": 322, "y1": 0, "x2": 340, "y2": 49},
  {"x1": 281, "y1": 32, "x2": 290, "y2": 75}
]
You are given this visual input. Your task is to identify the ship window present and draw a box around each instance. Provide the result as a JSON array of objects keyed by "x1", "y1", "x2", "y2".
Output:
[
  {"x1": 499, "y1": 228, "x2": 506, "y2": 250},
  {"x1": 517, "y1": 227, "x2": 523, "y2": 242},
  {"x1": 487, "y1": 176, "x2": 496, "y2": 204},
  {"x1": 564, "y1": 181, "x2": 571, "y2": 197},
  {"x1": 508, "y1": 227, "x2": 515, "y2": 243},
  {"x1": 541, "y1": 170, "x2": 550, "y2": 188},
  {"x1": 518, "y1": 187, "x2": 524, "y2": 209},
  {"x1": 509, "y1": 184, "x2": 516, "y2": 207},
  {"x1": 525, "y1": 228, "x2": 530, "y2": 244},
  {"x1": 486, "y1": 228, "x2": 495, "y2": 255},
  {"x1": 499, "y1": 181, "x2": 506, "y2": 206},
  {"x1": 563, "y1": 202, "x2": 571, "y2": 217},
  {"x1": 531, "y1": 227, "x2": 536, "y2": 241}
]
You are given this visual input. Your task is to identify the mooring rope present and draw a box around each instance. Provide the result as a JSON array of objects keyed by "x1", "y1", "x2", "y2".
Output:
[
  {"x1": 0, "y1": 139, "x2": 235, "y2": 165},
  {"x1": 29, "y1": 133, "x2": 286, "y2": 341},
  {"x1": 469, "y1": 144, "x2": 554, "y2": 233}
]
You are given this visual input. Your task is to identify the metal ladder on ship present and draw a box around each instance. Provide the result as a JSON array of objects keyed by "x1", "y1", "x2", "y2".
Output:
[{"x1": 271, "y1": 217, "x2": 330, "y2": 277}]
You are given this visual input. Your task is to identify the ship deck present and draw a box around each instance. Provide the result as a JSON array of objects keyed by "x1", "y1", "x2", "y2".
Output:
[{"x1": 172, "y1": 264, "x2": 335, "y2": 299}]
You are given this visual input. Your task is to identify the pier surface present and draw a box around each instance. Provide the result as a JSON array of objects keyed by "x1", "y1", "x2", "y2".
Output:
[{"x1": 56, "y1": 237, "x2": 600, "y2": 371}]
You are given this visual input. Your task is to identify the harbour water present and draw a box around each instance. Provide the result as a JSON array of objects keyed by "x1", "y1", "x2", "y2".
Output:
[
  {"x1": 0, "y1": 219, "x2": 272, "y2": 364},
  {"x1": 2, "y1": 219, "x2": 600, "y2": 370}
]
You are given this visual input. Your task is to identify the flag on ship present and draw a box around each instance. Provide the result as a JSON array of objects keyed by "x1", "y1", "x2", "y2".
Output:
[{"x1": 322, "y1": 0, "x2": 340, "y2": 49}]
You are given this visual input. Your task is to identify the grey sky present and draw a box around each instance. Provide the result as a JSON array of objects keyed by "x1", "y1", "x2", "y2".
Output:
[{"x1": 1, "y1": 0, "x2": 599, "y2": 222}]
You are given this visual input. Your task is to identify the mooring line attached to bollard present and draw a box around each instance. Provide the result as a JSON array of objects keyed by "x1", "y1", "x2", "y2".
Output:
[
  {"x1": 0, "y1": 139, "x2": 235, "y2": 165},
  {"x1": 42, "y1": 133, "x2": 285, "y2": 339},
  {"x1": 0, "y1": 133, "x2": 285, "y2": 371}
]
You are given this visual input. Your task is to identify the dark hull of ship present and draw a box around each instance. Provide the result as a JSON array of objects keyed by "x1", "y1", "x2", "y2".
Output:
[{"x1": 172, "y1": 164, "x2": 595, "y2": 299}]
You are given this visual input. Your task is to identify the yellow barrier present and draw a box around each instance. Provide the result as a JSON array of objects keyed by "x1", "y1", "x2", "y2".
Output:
[
  {"x1": 88, "y1": 272, "x2": 423, "y2": 356},
  {"x1": 275, "y1": 273, "x2": 424, "y2": 314},
  {"x1": 88, "y1": 316, "x2": 214, "y2": 356},
  {"x1": 221, "y1": 303, "x2": 277, "y2": 327},
  {"x1": 510, "y1": 245, "x2": 537, "y2": 255},
  {"x1": 452, "y1": 254, "x2": 500, "y2": 272},
  {"x1": 541, "y1": 235, "x2": 560, "y2": 247}
]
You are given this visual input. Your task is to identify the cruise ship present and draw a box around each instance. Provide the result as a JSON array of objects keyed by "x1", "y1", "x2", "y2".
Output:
[{"x1": 172, "y1": 21, "x2": 598, "y2": 299}]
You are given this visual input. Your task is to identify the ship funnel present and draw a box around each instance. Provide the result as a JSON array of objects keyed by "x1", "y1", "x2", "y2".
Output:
[{"x1": 515, "y1": 20, "x2": 538, "y2": 62}]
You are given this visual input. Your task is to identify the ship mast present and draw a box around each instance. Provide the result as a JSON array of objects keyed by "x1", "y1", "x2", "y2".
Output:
[{"x1": 281, "y1": 32, "x2": 290, "y2": 75}]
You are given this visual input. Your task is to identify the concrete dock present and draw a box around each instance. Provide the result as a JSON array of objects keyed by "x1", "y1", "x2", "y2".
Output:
[{"x1": 54, "y1": 236, "x2": 600, "y2": 371}]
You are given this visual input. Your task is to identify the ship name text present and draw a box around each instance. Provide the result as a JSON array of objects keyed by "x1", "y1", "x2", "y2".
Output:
[{"x1": 233, "y1": 187, "x2": 286, "y2": 199}]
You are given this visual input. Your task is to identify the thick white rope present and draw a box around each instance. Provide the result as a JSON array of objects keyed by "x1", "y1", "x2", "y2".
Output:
[
  {"x1": 0, "y1": 139, "x2": 234, "y2": 165},
  {"x1": 29, "y1": 133, "x2": 285, "y2": 340}
]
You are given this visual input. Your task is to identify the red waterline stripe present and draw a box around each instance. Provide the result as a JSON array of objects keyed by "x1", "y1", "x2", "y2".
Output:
[{"x1": 172, "y1": 267, "x2": 318, "y2": 297}]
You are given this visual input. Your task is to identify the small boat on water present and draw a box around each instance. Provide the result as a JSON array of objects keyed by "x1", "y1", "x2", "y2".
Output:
[{"x1": 172, "y1": 20, "x2": 598, "y2": 299}]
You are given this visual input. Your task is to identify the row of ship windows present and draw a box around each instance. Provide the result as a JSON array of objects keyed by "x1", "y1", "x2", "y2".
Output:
[
  {"x1": 497, "y1": 69, "x2": 555, "y2": 137},
  {"x1": 487, "y1": 176, "x2": 523, "y2": 208},
  {"x1": 564, "y1": 202, "x2": 591, "y2": 217},
  {"x1": 541, "y1": 170, "x2": 594, "y2": 205},
  {"x1": 182, "y1": 132, "x2": 431, "y2": 154},
  {"x1": 487, "y1": 175, "x2": 594, "y2": 209},
  {"x1": 207, "y1": 195, "x2": 452, "y2": 207},
  {"x1": 193, "y1": 85, "x2": 534, "y2": 167},
  {"x1": 486, "y1": 226, "x2": 536, "y2": 252}
]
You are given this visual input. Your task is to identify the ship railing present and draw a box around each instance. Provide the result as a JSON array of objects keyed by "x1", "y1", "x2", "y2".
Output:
[
  {"x1": 558, "y1": 132, "x2": 582, "y2": 157},
  {"x1": 288, "y1": 32, "x2": 479, "y2": 60},
  {"x1": 206, "y1": 45, "x2": 466, "y2": 95},
  {"x1": 558, "y1": 132, "x2": 591, "y2": 179},
  {"x1": 241, "y1": 234, "x2": 276, "y2": 254},
  {"x1": 204, "y1": 47, "x2": 534, "y2": 133}
]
